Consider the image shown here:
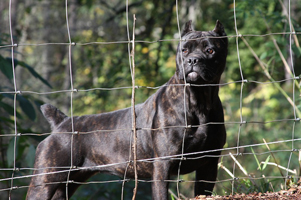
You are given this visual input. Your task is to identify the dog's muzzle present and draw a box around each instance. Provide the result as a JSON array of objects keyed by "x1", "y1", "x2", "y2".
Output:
[{"x1": 186, "y1": 57, "x2": 200, "y2": 82}]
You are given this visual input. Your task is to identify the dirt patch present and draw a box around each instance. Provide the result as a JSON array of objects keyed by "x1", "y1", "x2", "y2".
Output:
[{"x1": 195, "y1": 181, "x2": 301, "y2": 200}]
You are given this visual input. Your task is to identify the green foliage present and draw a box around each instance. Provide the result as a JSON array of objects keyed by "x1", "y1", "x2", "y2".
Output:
[
  {"x1": 218, "y1": 2, "x2": 301, "y2": 197},
  {"x1": 0, "y1": 34, "x2": 50, "y2": 199}
]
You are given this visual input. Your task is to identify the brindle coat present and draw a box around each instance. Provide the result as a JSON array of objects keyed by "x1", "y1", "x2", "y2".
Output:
[{"x1": 26, "y1": 20, "x2": 228, "y2": 200}]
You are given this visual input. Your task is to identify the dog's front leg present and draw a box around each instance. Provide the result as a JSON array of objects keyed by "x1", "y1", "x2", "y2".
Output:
[
  {"x1": 194, "y1": 157, "x2": 219, "y2": 196},
  {"x1": 151, "y1": 161, "x2": 170, "y2": 200}
]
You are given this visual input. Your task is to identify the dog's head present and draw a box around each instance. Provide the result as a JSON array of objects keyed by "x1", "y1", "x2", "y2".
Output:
[{"x1": 176, "y1": 20, "x2": 228, "y2": 84}]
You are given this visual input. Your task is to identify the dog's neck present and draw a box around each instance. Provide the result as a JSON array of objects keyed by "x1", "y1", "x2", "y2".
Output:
[{"x1": 168, "y1": 74, "x2": 220, "y2": 112}]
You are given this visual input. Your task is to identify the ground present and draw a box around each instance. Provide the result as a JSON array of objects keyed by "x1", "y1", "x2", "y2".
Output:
[{"x1": 194, "y1": 180, "x2": 301, "y2": 200}]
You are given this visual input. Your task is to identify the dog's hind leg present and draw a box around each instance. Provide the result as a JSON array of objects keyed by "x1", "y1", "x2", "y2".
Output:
[
  {"x1": 51, "y1": 171, "x2": 96, "y2": 199},
  {"x1": 26, "y1": 139, "x2": 70, "y2": 199},
  {"x1": 26, "y1": 134, "x2": 96, "y2": 200},
  {"x1": 26, "y1": 135, "x2": 75, "y2": 200}
]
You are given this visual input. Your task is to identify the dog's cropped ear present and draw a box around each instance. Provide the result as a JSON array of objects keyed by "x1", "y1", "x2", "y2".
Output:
[
  {"x1": 181, "y1": 20, "x2": 194, "y2": 37},
  {"x1": 213, "y1": 20, "x2": 226, "y2": 36}
]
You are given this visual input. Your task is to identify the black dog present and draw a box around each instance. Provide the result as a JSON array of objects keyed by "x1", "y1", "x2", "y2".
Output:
[{"x1": 27, "y1": 20, "x2": 227, "y2": 200}]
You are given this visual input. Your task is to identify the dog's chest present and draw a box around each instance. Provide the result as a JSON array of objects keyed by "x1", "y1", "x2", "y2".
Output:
[{"x1": 184, "y1": 113, "x2": 209, "y2": 149}]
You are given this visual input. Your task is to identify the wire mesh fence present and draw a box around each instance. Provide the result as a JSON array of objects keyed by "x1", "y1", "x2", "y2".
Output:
[{"x1": 0, "y1": 0, "x2": 300, "y2": 199}]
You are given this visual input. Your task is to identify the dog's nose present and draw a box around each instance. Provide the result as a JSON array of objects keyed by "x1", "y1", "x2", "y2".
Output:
[{"x1": 188, "y1": 57, "x2": 199, "y2": 65}]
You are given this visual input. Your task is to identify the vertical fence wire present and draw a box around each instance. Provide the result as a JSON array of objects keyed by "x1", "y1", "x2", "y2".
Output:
[
  {"x1": 120, "y1": 1, "x2": 134, "y2": 199},
  {"x1": 232, "y1": 0, "x2": 244, "y2": 194},
  {"x1": 8, "y1": 0, "x2": 18, "y2": 199},
  {"x1": 130, "y1": 14, "x2": 138, "y2": 200},
  {"x1": 64, "y1": 0, "x2": 76, "y2": 199},
  {"x1": 285, "y1": 0, "x2": 297, "y2": 190},
  {"x1": 175, "y1": 0, "x2": 189, "y2": 198}
]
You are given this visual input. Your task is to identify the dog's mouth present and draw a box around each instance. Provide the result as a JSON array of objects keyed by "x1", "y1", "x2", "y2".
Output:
[
  {"x1": 187, "y1": 72, "x2": 198, "y2": 82},
  {"x1": 186, "y1": 70, "x2": 213, "y2": 83}
]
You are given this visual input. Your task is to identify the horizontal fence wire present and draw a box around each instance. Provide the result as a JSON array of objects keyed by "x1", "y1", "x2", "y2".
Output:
[{"x1": 1, "y1": 32, "x2": 301, "y2": 49}]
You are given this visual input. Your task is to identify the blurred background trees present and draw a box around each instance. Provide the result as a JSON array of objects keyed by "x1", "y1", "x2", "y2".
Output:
[{"x1": 0, "y1": 0, "x2": 300, "y2": 199}]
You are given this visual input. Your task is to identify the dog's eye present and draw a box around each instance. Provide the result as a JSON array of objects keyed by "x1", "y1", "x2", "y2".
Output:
[
  {"x1": 182, "y1": 48, "x2": 188, "y2": 54},
  {"x1": 207, "y1": 48, "x2": 214, "y2": 54}
]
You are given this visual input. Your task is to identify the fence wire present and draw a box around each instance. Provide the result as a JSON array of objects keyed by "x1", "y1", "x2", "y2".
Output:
[{"x1": 0, "y1": 0, "x2": 300, "y2": 199}]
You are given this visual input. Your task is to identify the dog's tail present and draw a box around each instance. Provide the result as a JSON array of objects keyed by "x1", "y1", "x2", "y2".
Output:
[{"x1": 41, "y1": 104, "x2": 68, "y2": 130}]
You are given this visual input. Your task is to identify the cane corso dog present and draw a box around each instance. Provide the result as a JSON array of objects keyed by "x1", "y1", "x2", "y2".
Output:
[{"x1": 27, "y1": 20, "x2": 227, "y2": 200}]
